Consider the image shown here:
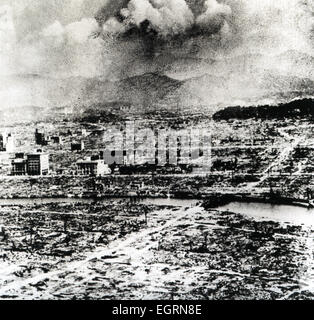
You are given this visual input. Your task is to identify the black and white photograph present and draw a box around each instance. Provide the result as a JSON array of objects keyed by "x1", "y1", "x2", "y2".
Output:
[{"x1": 0, "y1": 0, "x2": 313, "y2": 304}]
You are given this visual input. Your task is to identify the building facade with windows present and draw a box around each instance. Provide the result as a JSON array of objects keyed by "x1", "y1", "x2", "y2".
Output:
[
  {"x1": 27, "y1": 153, "x2": 49, "y2": 176},
  {"x1": 11, "y1": 158, "x2": 27, "y2": 175},
  {"x1": 11, "y1": 152, "x2": 49, "y2": 176},
  {"x1": 76, "y1": 159, "x2": 111, "y2": 176}
]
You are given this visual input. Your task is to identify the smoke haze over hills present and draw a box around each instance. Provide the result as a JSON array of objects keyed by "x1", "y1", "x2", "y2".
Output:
[{"x1": 1, "y1": 0, "x2": 314, "y2": 111}]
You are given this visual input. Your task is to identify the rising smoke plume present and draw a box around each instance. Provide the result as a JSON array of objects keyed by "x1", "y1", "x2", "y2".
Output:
[
  {"x1": 100, "y1": 0, "x2": 231, "y2": 39},
  {"x1": 2, "y1": 0, "x2": 314, "y2": 109}
]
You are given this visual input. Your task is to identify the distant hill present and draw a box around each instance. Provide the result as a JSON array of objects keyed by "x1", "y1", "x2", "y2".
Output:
[
  {"x1": 258, "y1": 72, "x2": 314, "y2": 93},
  {"x1": 114, "y1": 72, "x2": 182, "y2": 109},
  {"x1": 213, "y1": 98, "x2": 314, "y2": 121},
  {"x1": 3, "y1": 49, "x2": 314, "y2": 118},
  {"x1": 73, "y1": 72, "x2": 183, "y2": 114},
  {"x1": 47, "y1": 70, "x2": 314, "y2": 116}
]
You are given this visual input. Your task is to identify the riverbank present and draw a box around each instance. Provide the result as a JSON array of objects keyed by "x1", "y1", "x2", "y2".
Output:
[
  {"x1": 0, "y1": 188, "x2": 312, "y2": 209},
  {"x1": 0, "y1": 174, "x2": 306, "y2": 203},
  {"x1": 203, "y1": 194, "x2": 313, "y2": 209}
]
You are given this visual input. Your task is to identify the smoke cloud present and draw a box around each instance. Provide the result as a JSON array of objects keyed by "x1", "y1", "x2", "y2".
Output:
[
  {"x1": 196, "y1": 0, "x2": 231, "y2": 33},
  {"x1": 101, "y1": 0, "x2": 231, "y2": 38},
  {"x1": 2, "y1": 0, "x2": 314, "y2": 109},
  {"x1": 4, "y1": 0, "x2": 314, "y2": 78},
  {"x1": 120, "y1": 0, "x2": 194, "y2": 37}
]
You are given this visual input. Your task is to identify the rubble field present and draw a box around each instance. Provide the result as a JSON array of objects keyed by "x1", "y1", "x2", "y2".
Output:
[{"x1": 0, "y1": 200, "x2": 313, "y2": 300}]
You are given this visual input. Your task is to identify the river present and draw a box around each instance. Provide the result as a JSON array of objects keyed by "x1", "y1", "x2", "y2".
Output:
[
  {"x1": 218, "y1": 201, "x2": 314, "y2": 226},
  {"x1": 0, "y1": 197, "x2": 312, "y2": 226}
]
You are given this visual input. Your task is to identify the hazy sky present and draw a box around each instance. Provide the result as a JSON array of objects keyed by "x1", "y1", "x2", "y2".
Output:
[
  {"x1": 1, "y1": 0, "x2": 314, "y2": 109},
  {"x1": 0, "y1": 0, "x2": 314, "y2": 78},
  {"x1": 0, "y1": 0, "x2": 104, "y2": 35}
]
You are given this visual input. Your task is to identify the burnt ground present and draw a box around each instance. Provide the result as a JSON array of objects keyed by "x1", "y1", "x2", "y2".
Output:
[{"x1": 0, "y1": 201, "x2": 313, "y2": 300}]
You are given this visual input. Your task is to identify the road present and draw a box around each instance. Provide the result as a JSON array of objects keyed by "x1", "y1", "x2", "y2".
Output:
[
  {"x1": 0, "y1": 204, "x2": 200, "y2": 299},
  {"x1": 243, "y1": 126, "x2": 306, "y2": 191}
]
